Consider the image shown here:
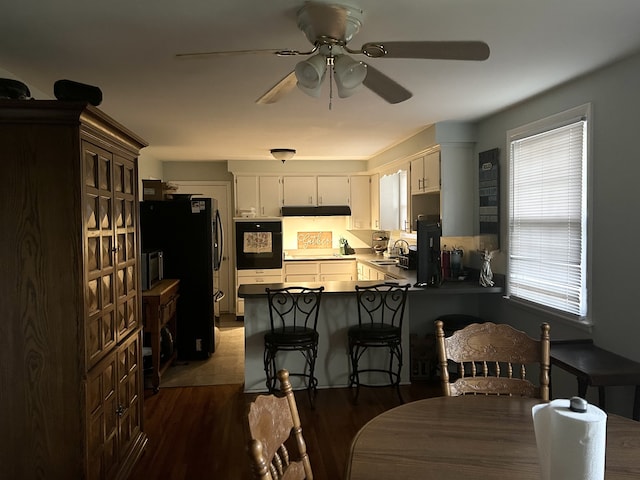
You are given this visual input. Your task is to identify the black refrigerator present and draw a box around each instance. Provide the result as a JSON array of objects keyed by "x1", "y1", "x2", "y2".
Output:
[{"x1": 140, "y1": 198, "x2": 223, "y2": 359}]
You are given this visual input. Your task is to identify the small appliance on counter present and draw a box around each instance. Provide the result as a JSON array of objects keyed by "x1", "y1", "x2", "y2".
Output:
[
  {"x1": 141, "y1": 249, "x2": 164, "y2": 290},
  {"x1": 441, "y1": 245, "x2": 466, "y2": 281},
  {"x1": 415, "y1": 220, "x2": 442, "y2": 287},
  {"x1": 398, "y1": 245, "x2": 417, "y2": 270}
]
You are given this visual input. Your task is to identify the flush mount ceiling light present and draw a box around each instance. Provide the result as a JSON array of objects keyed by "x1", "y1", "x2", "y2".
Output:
[{"x1": 270, "y1": 148, "x2": 296, "y2": 163}]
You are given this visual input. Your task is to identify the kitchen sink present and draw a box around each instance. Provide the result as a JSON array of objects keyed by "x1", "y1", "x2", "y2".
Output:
[{"x1": 369, "y1": 259, "x2": 398, "y2": 266}]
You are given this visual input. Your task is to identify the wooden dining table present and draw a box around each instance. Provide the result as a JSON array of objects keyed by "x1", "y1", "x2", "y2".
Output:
[{"x1": 345, "y1": 395, "x2": 640, "y2": 479}]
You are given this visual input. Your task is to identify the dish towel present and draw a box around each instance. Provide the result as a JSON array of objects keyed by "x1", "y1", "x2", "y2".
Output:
[{"x1": 532, "y1": 397, "x2": 607, "y2": 480}]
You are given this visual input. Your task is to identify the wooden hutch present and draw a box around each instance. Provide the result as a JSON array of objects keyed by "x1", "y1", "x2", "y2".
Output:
[{"x1": 0, "y1": 100, "x2": 148, "y2": 479}]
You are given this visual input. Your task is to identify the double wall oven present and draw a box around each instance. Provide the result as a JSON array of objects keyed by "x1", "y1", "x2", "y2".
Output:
[{"x1": 235, "y1": 219, "x2": 283, "y2": 317}]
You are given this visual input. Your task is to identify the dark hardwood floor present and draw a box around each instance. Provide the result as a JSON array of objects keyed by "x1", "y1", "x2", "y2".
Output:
[{"x1": 129, "y1": 381, "x2": 441, "y2": 479}]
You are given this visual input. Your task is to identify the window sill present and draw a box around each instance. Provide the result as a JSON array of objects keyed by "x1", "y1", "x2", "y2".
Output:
[{"x1": 504, "y1": 295, "x2": 593, "y2": 334}]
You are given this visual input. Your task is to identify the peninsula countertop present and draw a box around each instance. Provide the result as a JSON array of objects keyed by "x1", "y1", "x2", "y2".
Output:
[
  {"x1": 239, "y1": 251, "x2": 503, "y2": 297},
  {"x1": 240, "y1": 252, "x2": 503, "y2": 393}
]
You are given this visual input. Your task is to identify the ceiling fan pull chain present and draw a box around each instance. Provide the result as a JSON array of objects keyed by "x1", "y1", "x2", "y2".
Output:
[{"x1": 328, "y1": 51, "x2": 334, "y2": 110}]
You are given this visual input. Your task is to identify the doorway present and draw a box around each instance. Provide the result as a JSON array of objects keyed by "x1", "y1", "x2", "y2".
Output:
[{"x1": 168, "y1": 181, "x2": 233, "y2": 314}]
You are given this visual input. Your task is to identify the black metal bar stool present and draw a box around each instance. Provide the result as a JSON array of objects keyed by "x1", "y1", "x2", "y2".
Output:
[
  {"x1": 348, "y1": 283, "x2": 410, "y2": 403},
  {"x1": 264, "y1": 286, "x2": 324, "y2": 407}
]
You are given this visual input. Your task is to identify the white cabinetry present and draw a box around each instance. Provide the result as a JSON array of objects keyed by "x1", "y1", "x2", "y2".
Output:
[
  {"x1": 348, "y1": 175, "x2": 371, "y2": 229},
  {"x1": 284, "y1": 262, "x2": 318, "y2": 283},
  {"x1": 317, "y1": 176, "x2": 350, "y2": 205},
  {"x1": 282, "y1": 176, "x2": 317, "y2": 206},
  {"x1": 356, "y1": 261, "x2": 386, "y2": 281},
  {"x1": 410, "y1": 151, "x2": 440, "y2": 194},
  {"x1": 370, "y1": 173, "x2": 380, "y2": 230},
  {"x1": 319, "y1": 261, "x2": 356, "y2": 281},
  {"x1": 259, "y1": 176, "x2": 282, "y2": 217},
  {"x1": 284, "y1": 260, "x2": 356, "y2": 282},
  {"x1": 235, "y1": 175, "x2": 259, "y2": 215},
  {"x1": 235, "y1": 175, "x2": 282, "y2": 217},
  {"x1": 282, "y1": 175, "x2": 350, "y2": 206},
  {"x1": 409, "y1": 144, "x2": 474, "y2": 236},
  {"x1": 236, "y1": 268, "x2": 283, "y2": 316}
]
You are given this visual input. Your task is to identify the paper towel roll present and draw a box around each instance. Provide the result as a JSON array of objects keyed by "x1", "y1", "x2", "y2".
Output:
[{"x1": 532, "y1": 398, "x2": 607, "y2": 480}]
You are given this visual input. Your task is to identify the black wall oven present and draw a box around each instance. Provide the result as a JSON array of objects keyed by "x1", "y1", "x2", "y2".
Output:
[{"x1": 235, "y1": 220, "x2": 283, "y2": 270}]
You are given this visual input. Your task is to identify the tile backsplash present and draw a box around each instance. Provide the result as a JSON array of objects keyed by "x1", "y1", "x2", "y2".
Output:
[{"x1": 282, "y1": 217, "x2": 368, "y2": 251}]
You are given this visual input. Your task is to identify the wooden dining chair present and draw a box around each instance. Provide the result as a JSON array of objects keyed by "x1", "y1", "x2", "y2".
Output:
[
  {"x1": 247, "y1": 369, "x2": 313, "y2": 480},
  {"x1": 435, "y1": 320, "x2": 551, "y2": 400}
]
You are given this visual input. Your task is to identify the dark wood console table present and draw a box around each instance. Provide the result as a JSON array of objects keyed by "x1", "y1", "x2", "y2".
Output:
[
  {"x1": 550, "y1": 339, "x2": 640, "y2": 420},
  {"x1": 142, "y1": 279, "x2": 180, "y2": 393}
]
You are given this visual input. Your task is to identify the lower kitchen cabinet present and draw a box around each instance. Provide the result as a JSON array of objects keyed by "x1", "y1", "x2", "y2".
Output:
[
  {"x1": 284, "y1": 260, "x2": 356, "y2": 282},
  {"x1": 236, "y1": 268, "x2": 283, "y2": 316},
  {"x1": 357, "y1": 261, "x2": 387, "y2": 281}
]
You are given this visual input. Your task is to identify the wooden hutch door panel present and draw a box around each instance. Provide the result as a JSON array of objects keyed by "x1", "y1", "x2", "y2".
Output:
[
  {"x1": 86, "y1": 351, "x2": 119, "y2": 480},
  {"x1": 117, "y1": 332, "x2": 143, "y2": 462},
  {"x1": 114, "y1": 153, "x2": 140, "y2": 341},
  {"x1": 84, "y1": 141, "x2": 117, "y2": 369}
]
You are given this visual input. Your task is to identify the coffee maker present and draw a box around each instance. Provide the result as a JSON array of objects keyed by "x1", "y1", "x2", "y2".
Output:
[{"x1": 415, "y1": 220, "x2": 442, "y2": 287}]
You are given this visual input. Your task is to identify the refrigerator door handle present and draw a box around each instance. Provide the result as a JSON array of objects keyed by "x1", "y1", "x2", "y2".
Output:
[{"x1": 215, "y1": 209, "x2": 224, "y2": 271}]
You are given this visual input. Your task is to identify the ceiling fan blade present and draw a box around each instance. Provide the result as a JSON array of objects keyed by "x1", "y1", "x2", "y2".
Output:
[
  {"x1": 365, "y1": 41, "x2": 490, "y2": 61},
  {"x1": 301, "y1": 2, "x2": 349, "y2": 42},
  {"x1": 256, "y1": 71, "x2": 298, "y2": 105},
  {"x1": 176, "y1": 48, "x2": 302, "y2": 59},
  {"x1": 362, "y1": 64, "x2": 412, "y2": 104}
]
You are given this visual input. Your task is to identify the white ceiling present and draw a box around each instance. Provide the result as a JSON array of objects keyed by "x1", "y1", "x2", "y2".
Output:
[{"x1": 2, "y1": 1, "x2": 640, "y2": 162}]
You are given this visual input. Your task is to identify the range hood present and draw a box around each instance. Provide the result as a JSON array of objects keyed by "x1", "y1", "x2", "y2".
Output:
[{"x1": 281, "y1": 205, "x2": 352, "y2": 217}]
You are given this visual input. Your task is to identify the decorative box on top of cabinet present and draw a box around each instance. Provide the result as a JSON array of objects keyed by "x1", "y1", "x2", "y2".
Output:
[{"x1": 0, "y1": 100, "x2": 148, "y2": 480}]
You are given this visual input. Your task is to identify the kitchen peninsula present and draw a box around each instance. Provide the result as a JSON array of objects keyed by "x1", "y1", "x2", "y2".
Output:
[{"x1": 239, "y1": 254, "x2": 503, "y2": 393}]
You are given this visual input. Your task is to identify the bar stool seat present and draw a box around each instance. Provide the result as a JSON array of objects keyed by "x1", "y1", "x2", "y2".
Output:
[{"x1": 265, "y1": 327, "x2": 318, "y2": 346}]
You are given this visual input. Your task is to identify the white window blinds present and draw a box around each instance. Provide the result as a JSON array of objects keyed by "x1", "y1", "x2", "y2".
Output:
[{"x1": 508, "y1": 118, "x2": 587, "y2": 318}]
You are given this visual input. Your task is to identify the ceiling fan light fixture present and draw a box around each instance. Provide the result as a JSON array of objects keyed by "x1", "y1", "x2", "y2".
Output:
[
  {"x1": 294, "y1": 54, "x2": 327, "y2": 89},
  {"x1": 334, "y1": 54, "x2": 367, "y2": 96},
  {"x1": 270, "y1": 148, "x2": 296, "y2": 163},
  {"x1": 296, "y1": 81, "x2": 324, "y2": 98}
]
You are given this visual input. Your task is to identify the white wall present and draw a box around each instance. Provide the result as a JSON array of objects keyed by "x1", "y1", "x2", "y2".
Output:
[{"x1": 473, "y1": 51, "x2": 640, "y2": 417}]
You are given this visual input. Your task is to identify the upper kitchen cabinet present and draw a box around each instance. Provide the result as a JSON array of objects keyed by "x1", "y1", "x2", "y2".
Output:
[
  {"x1": 317, "y1": 175, "x2": 350, "y2": 205},
  {"x1": 370, "y1": 173, "x2": 380, "y2": 230},
  {"x1": 282, "y1": 175, "x2": 350, "y2": 206},
  {"x1": 282, "y1": 176, "x2": 316, "y2": 206},
  {"x1": 235, "y1": 175, "x2": 282, "y2": 217},
  {"x1": 235, "y1": 175, "x2": 258, "y2": 215},
  {"x1": 410, "y1": 151, "x2": 440, "y2": 194},
  {"x1": 410, "y1": 143, "x2": 474, "y2": 236},
  {"x1": 259, "y1": 176, "x2": 283, "y2": 217},
  {"x1": 349, "y1": 175, "x2": 371, "y2": 229}
]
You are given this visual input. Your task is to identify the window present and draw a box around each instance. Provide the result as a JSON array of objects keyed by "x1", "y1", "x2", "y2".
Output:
[
  {"x1": 379, "y1": 169, "x2": 408, "y2": 231},
  {"x1": 507, "y1": 104, "x2": 589, "y2": 321}
]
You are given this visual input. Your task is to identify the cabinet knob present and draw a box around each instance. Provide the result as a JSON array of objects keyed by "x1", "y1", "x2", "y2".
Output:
[{"x1": 116, "y1": 404, "x2": 125, "y2": 417}]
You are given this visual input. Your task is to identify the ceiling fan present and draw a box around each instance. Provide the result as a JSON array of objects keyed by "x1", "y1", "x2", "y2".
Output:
[{"x1": 176, "y1": 1, "x2": 490, "y2": 105}]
